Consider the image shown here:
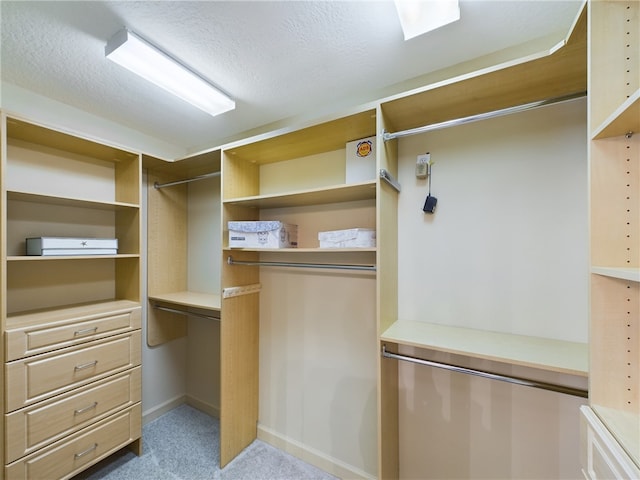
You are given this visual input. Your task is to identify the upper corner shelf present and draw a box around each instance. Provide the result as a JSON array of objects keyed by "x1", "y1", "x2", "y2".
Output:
[
  {"x1": 224, "y1": 109, "x2": 377, "y2": 165},
  {"x1": 592, "y1": 89, "x2": 640, "y2": 140},
  {"x1": 223, "y1": 180, "x2": 376, "y2": 209}
]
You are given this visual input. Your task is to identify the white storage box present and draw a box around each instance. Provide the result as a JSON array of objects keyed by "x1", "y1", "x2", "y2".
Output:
[
  {"x1": 346, "y1": 136, "x2": 376, "y2": 183},
  {"x1": 318, "y1": 228, "x2": 376, "y2": 248},
  {"x1": 228, "y1": 221, "x2": 298, "y2": 249},
  {"x1": 26, "y1": 237, "x2": 118, "y2": 256}
]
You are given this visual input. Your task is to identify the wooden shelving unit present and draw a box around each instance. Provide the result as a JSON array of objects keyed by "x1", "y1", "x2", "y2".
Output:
[
  {"x1": 221, "y1": 107, "x2": 379, "y2": 469},
  {"x1": 376, "y1": 6, "x2": 588, "y2": 478},
  {"x1": 582, "y1": 0, "x2": 640, "y2": 476},
  {"x1": 0, "y1": 112, "x2": 142, "y2": 478}
]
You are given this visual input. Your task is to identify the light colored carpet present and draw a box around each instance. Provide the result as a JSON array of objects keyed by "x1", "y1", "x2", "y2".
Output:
[{"x1": 75, "y1": 404, "x2": 338, "y2": 480}]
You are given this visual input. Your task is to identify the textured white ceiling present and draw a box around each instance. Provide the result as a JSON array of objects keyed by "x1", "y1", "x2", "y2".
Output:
[{"x1": 0, "y1": 1, "x2": 583, "y2": 158}]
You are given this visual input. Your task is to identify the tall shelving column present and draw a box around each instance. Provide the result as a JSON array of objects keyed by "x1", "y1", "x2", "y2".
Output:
[
  {"x1": 1, "y1": 112, "x2": 142, "y2": 479},
  {"x1": 584, "y1": 0, "x2": 640, "y2": 476},
  {"x1": 0, "y1": 108, "x2": 6, "y2": 480},
  {"x1": 221, "y1": 109, "x2": 378, "y2": 474}
]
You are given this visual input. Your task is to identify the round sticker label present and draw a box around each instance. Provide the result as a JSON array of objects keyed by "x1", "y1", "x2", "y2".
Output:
[{"x1": 356, "y1": 140, "x2": 372, "y2": 158}]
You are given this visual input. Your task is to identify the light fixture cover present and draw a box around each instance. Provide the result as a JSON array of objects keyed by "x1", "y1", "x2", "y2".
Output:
[
  {"x1": 105, "y1": 28, "x2": 235, "y2": 117},
  {"x1": 394, "y1": 0, "x2": 460, "y2": 40}
]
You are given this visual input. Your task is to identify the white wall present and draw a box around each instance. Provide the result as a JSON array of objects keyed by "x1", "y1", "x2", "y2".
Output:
[
  {"x1": 1, "y1": 83, "x2": 185, "y2": 160},
  {"x1": 395, "y1": 98, "x2": 589, "y2": 479}
]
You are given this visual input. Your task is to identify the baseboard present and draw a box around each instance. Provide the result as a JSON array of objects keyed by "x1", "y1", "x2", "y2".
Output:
[
  {"x1": 257, "y1": 424, "x2": 375, "y2": 480},
  {"x1": 142, "y1": 394, "x2": 186, "y2": 425},
  {"x1": 186, "y1": 395, "x2": 220, "y2": 419}
]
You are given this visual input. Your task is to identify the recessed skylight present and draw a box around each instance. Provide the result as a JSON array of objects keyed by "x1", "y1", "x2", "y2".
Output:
[{"x1": 394, "y1": 0, "x2": 460, "y2": 40}]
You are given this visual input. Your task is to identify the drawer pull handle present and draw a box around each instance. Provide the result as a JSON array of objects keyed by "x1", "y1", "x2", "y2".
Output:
[
  {"x1": 74, "y1": 402, "x2": 98, "y2": 415},
  {"x1": 74, "y1": 360, "x2": 98, "y2": 371},
  {"x1": 74, "y1": 327, "x2": 98, "y2": 337},
  {"x1": 74, "y1": 443, "x2": 98, "y2": 459}
]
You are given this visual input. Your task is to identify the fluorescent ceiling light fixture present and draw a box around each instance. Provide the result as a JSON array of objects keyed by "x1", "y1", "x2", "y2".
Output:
[
  {"x1": 105, "y1": 28, "x2": 235, "y2": 117},
  {"x1": 394, "y1": 0, "x2": 460, "y2": 40}
]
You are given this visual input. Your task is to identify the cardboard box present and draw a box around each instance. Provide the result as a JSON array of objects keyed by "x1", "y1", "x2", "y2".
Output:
[
  {"x1": 318, "y1": 228, "x2": 376, "y2": 248},
  {"x1": 346, "y1": 136, "x2": 376, "y2": 183},
  {"x1": 228, "y1": 221, "x2": 298, "y2": 248},
  {"x1": 26, "y1": 237, "x2": 118, "y2": 256}
]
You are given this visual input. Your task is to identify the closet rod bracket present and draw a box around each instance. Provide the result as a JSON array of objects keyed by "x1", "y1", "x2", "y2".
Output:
[{"x1": 379, "y1": 169, "x2": 401, "y2": 193}]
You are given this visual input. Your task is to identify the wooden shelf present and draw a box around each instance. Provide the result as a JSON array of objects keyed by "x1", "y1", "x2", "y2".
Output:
[
  {"x1": 224, "y1": 109, "x2": 376, "y2": 164},
  {"x1": 380, "y1": 8, "x2": 586, "y2": 134},
  {"x1": 7, "y1": 254, "x2": 139, "y2": 261},
  {"x1": 592, "y1": 89, "x2": 640, "y2": 140},
  {"x1": 7, "y1": 190, "x2": 140, "y2": 210},
  {"x1": 223, "y1": 181, "x2": 376, "y2": 209},
  {"x1": 381, "y1": 320, "x2": 588, "y2": 377},
  {"x1": 592, "y1": 266, "x2": 640, "y2": 283},
  {"x1": 148, "y1": 291, "x2": 221, "y2": 312},
  {"x1": 6, "y1": 116, "x2": 137, "y2": 163}
]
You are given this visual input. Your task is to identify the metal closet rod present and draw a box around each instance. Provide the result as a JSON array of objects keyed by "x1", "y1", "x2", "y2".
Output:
[
  {"x1": 381, "y1": 345, "x2": 588, "y2": 398},
  {"x1": 382, "y1": 91, "x2": 587, "y2": 141},
  {"x1": 227, "y1": 255, "x2": 376, "y2": 272},
  {"x1": 153, "y1": 304, "x2": 220, "y2": 321},
  {"x1": 154, "y1": 171, "x2": 220, "y2": 189}
]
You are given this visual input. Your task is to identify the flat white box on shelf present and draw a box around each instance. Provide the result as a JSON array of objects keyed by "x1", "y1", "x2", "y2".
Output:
[
  {"x1": 228, "y1": 221, "x2": 298, "y2": 249},
  {"x1": 26, "y1": 237, "x2": 118, "y2": 256},
  {"x1": 318, "y1": 228, "x2": 376, "y2": 248},
  {"x1": 345, "y1": 136, "x2": 376, "y2": 183}
]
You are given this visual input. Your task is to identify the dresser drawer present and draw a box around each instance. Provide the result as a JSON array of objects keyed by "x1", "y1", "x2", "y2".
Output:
[
  {"x1": 5, "y1": 331, "x2": 141, "y2": 412},
  {"x1": 5, "y1": 404, "x2": 141, "y2": 480},
  {"x1": 6, "y1": 303, "x2": 141, "y2": 361},
  {"x1": 5, "y1": 367, "x2": 141, "y2": 463}
]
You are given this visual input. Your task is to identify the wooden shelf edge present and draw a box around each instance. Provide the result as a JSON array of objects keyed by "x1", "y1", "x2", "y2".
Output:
[
  {"x1": 592, "y1": 89, "x2": 640, "y2": 140},
  {"x1": 7, "y1": 254, "x2": 140, "y2": 261},
  {"x1": 7, "y1": 190, "x2": 140, "y2": 210},
  {"x1": 380, "y1": 320, "x2": 588, "y2": 377},
  {"x1": 223, "y1": 180, "x2": 377, "y2": 207},
  {"x1": 591, "y1": 266, "x2": 640, "y2": 283},
  {"x1": 148, "y1": 291, "x2": 221, "y2": 311}
]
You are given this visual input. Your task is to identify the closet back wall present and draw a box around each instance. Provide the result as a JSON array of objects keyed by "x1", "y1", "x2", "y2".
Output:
[
  {"x1": 397, "y1": 98, "x2": 588, "y2": 340},
  {"x1": 395, "y1": 98, "x2": 588, "y2": 478}
]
